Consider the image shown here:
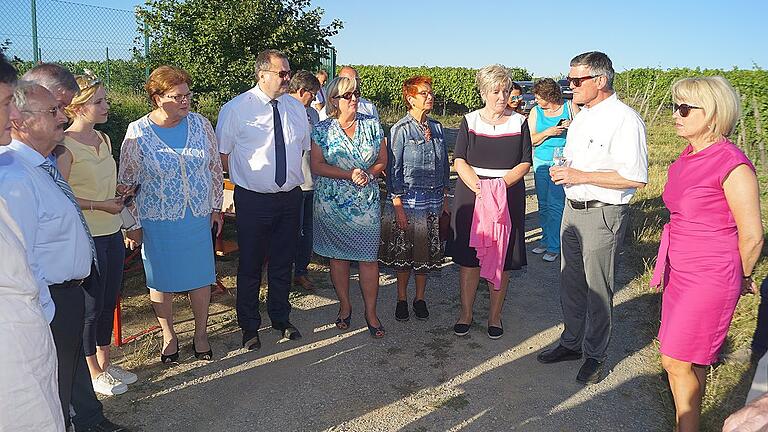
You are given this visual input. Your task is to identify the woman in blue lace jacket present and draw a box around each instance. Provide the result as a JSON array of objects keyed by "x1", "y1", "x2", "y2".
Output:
[{"x1": 119, "y1": 66, "x2": 223, "y2": 363}]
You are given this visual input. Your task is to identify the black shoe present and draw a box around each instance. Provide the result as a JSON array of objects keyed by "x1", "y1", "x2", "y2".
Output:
[
  {"x1": 453, "y1": 322, "x2": 471, "y2": 336},
  {"x1": 576, "y1": 358, "x2": 606, "y2": 384},
  {"x1": 242, "y1": 330, "x2": 261, "y2": 351},
  {"x1": 487, "y1": 322, "x2": 503, "y2": 339},
  {"x1": 537, "y1": 344, "x2": 583, "y2": 364},
  {"x1": 413, "y1": 299, "x2": 429, "y2": 320},
  {"x1": 160, "y1": 340, "x2": 179, "y2": 364},
  {"x1": 273, "y1": 321, "x2": 302, "y2": 340},
  {"x1": 79, "y1": 419, "x2": 128, "y2": 432},
  {"x1": 395, "y1": 300, "x2": 409, "y2": 321},
  {"x1": 192, "y1": 341, "x2": 213, "y2": 361}
]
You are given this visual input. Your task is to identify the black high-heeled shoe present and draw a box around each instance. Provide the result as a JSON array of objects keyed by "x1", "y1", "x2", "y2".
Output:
[
  {"x1": 192, "y1": 341, "x2": 213, "y2": 361},
  {"x1": 161, "y1": 340, "x2": 179, "y2": 364}
]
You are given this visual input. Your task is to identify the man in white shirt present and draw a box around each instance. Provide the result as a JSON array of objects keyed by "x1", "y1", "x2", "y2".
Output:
[
  {"x1": 0, "y1": 52, "x2": 64, "y2": 432},
  {"x1": 0, "y1": 82, "x2": 127, "y2": 432},
  {"x1": 537, "y1": 52, "x2": 648, "y2": 385},
  {"x1": 311, "y1": 69, "x2": 328, "y2": 115},
  {"x1": 217, "y1": 49, "x2": 311, "y2": 350},
  {"x1": 287, "y1": 70, "x2": 321, "y2": 291},
  {"x1": 338, "y1": 66, "x2": 379, "y2": 119}
]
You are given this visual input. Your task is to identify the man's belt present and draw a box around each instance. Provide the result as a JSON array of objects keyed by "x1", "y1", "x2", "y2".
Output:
[
  {"x1": 49, "y1": 279, "x2": 85, "y2": 289},
  {"x1": 567, "y1": 199, "x2": 620, "y2": 210}
]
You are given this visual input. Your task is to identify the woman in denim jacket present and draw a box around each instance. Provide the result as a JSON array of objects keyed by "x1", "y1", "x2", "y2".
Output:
[{"x1": 380, "y1": 76, "x2": 450, "y2": 322}]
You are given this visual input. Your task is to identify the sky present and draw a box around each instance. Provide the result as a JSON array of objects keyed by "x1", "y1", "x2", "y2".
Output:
[{"x1": 22, "y1": 0, "x2": 768, "y2": 77}]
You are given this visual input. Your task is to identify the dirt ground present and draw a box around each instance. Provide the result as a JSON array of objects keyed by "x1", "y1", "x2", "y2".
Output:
[{"x1": 101, "y1": 168, "x2": 668, "y2": 432}]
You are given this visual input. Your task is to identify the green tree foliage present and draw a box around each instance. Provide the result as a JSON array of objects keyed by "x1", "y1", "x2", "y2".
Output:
[
  {"x1": 352, "y1": 65, "x2": 532, "y2": 110},
  {"x1": 137, "y1": 0, "x2": 342, "y2": 103}
]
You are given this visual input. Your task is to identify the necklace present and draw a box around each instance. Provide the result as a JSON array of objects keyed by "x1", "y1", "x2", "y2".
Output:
[{"x1": 340, "y1": 119, "x2": 356, "y2": 130}]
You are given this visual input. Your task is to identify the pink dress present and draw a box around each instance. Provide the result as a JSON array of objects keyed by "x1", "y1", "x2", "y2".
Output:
[{"x1": 651, "y1": 138, "x2": 754, "y2": 365}]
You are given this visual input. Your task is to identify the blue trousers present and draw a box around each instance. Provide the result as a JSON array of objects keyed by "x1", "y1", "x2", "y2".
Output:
[
  {"x1": 752, "y1": 278, "x2": 768, "y2": 356},
  {"x1": 294, "y1": 190, "x2": 314, "y2": 278},
  {"x1": 534, "y1": 162, "x2": 565, "y2": 253}
]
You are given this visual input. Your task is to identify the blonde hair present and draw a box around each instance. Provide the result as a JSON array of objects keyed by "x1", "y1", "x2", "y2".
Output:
[
  {"x1": 476, "y1": 64, "x2": 512, "y2": 102},
  {"x1": 64, "y1": 74, "x2": 103, "y2": 119},
  {"x1": 671, "y1": 76, "x2": 741, "y2": 137},
  {"x1": 324, "y1": 76, "x2": 357, "y2": 119}
]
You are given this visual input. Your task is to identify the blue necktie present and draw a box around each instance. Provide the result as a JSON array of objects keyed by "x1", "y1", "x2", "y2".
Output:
[
  {"x1": 40, "y1": 160, "x2": 99, "y2": 272},
  {"x1": 270, "y1": 99, "x2": 287, "y2": 187}
]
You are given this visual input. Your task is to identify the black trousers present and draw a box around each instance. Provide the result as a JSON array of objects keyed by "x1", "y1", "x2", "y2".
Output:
[
  {"x1": 82, "y1": 231, "x2": 125, "y2": 355},
  {"x1": 49, "y1": 284, "x2": 86, "y2": 426},
  {"x1": 234, "y1": 186, "x2": 301, "y2": 332}
]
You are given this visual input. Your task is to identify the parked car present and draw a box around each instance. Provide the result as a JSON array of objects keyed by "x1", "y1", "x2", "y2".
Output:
[
  {"x1": 515, "y1": 81, "x2": 536, "y2": 113},
  {"x1": 558, "y1": 79, "x2": 573, "y2": 99}
]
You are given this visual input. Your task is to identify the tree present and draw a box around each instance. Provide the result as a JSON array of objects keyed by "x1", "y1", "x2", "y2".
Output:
[{"x1": 137, "y1": 0, "x2": 342, "y2": 102}]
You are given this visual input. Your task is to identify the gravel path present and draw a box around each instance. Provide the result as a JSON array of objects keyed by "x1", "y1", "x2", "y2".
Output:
[{"x1": 103, "y1": 130, "x2": 667, "y2": 431}]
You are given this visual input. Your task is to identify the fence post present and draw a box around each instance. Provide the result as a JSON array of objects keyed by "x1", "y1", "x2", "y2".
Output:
[
  {"x1": 144, "y1": 21, "x2": 150, "y2": 80},
  {"x1": 105, "y1": 47, "x2": 111, "y2": 89},
  {"x1": 752, "y1": 95, "x2": 766, "y2": 173},
  {"x1": 31, "y1": 0, "x2": 39, "y2": 63}
]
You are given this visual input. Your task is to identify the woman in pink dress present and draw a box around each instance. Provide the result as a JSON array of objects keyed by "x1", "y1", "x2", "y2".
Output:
[{"x1": 651, "y1": 76, "x2": 763, "y2": 431}]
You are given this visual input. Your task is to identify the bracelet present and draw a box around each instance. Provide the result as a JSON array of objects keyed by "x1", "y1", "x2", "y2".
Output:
[{"x1": 89, "y1": 201, "x2": 94, "y2": 211}]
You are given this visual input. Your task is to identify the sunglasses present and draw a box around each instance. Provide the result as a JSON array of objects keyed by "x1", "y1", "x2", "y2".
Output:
[
  {"x1": 263, "y1": 69, "x2": 292, "y2": 79},
  {"x1": 333, "y1": 90, "x2": 361, "y2": 101},
  {"x1": 509, "y1": 95, "x2": 522, "y2": 101},
  {"x1": 566, "y1": 75, "x2": 600, "y2": 87},
  {"x1": 673, "y1": 103, "x2": 703, "y2": 117}
]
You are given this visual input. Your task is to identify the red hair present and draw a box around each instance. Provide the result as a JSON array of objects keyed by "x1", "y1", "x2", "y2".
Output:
[{"x1": 402, "y1": 76, "x2": 433, "y2": 109}]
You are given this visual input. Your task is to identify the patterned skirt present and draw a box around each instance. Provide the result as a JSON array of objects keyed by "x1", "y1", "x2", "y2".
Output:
[{"x1": 379, "y1": 189, "x2": 444, "y2": 273}]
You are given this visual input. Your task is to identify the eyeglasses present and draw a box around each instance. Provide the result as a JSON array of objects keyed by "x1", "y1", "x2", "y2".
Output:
[
  {"x1": 163, "y1": 92, "x2": 194, "y2": 103},
  {"x1": 333, "y1": 90, "x2": 361, "y2": 101},
  {"x1": 301, "y1": 88, "x2": 317, "y2": 98},
  {"x1": 416, "y1": 90, "x2": 434, "y2": 98},
  {"x1": 673, "y1": 103, "x2": 703, "y2": 118},
  {"x1": 263, "y1": 69, "x2": 292, "y2": 79},
  {"x1": 21, "y1": 106, "x2": 63, "y2": 117},
  {"x1": 566, "y1": 75, "x2": 600, "y2": 87}
]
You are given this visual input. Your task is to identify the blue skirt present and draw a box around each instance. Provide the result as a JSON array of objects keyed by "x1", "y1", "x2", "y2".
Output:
[{"x1": 141, "y1": 209, "x2": 215, "y2": 292}]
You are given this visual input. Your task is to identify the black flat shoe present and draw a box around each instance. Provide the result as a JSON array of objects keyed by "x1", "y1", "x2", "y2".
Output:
[
  {"x1": 160, "y1": 340, "x2": 179, "y2": 364},
  {"x1": 537, "y1": 344, "x2": 583, "y2": 364},
  {"x1": 413, "y1": 299, "x2": 429, "y2": 320},
  {"x1": 395, "y1": 300, "x2": 409, "y2": 321},
  {"x1": 487, "y1": 322, "x2": 503, "y2": 339},
  {"x1": 576, "y1": 358, "x2": 606, "y2": 384},
  {"x1": 273, "y1": 321, "x2": 302, "y2": 340},
  {"x1": 192, "y1": 341, "x2": 213, "y2": 361},
  {"x1": 242, "y1": 331, "x2": 261, "y2": 351},
  {"x1": 453, "y1": 322, "x2": 471, "y2": 336}
]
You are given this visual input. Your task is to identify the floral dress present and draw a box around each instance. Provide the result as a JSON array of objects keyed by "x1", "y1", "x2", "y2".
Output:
[{"x1": 312, "y1": 113, "x2": 384, "y2": 261}]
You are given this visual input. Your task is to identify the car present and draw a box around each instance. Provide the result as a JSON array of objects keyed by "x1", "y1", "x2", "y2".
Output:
[
  {"x1": 558, "y1": 79, "x2": 573, "y2": 99},
  {"x1": 514, "y1": 81, "x2": 537, "y2": 113}
]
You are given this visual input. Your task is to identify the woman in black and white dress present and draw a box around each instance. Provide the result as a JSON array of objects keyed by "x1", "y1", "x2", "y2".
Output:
[{"x1": 447, "y1": 64, "x2": 532, "y2": 339}]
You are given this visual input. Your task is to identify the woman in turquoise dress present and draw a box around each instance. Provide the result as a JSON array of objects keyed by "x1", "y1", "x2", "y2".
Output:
[
  {"x1": 119, "y1": 66, "x2": 223, "y2": 363},
  {"x1": 310, "y1": 76, "x2": 388, "y2": 338}
]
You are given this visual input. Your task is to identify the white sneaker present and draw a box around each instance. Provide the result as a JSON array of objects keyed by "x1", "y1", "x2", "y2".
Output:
[
  {"x1": 542, "y1": 252, "x2": 559, "y2": 262},
  {"x1": 106, "y1": 365, "x2": 138, "y2": 385},
  {"x1": 91, "y1": 372, "x2": 128, "y2": 396},
  {"x1": 532, "y1": 246, "x2": 547, "y2": 254}
]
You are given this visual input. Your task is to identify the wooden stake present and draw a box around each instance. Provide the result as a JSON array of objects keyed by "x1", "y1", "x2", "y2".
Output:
[{"x1": 753, "y1": 95, "x2": 766, "y2": 173}]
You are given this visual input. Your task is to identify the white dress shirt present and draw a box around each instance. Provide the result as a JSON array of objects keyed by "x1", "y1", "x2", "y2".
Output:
[
  {"x1": 563, "y1": 93, "x2": 648, "y2": 204},
  {"x1": 216, "y1": 84, "x2": 311, "y2": 193},
  {"x1": 300, "y1": 106, "x2": 320, "y2": 192},
  {"x1": 0, "y1": 140, "x2": 92, "y2": 322},
  {"x1": 357, "y1": 97, "x2": 379, "y2": 119},
  {"x1": 0, "y1": 197, "x2": 64, "y2": 431}
]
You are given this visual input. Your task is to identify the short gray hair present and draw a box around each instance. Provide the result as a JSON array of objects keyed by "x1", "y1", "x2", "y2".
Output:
[
  {"x1": 255, "y1": 49, "x2": 288, "y2": 75},
  {"x1": 287, "y1": 70, "x2": 321, "y2": 94},
  {"x1": 13, "y1": 80, "x2": 50, "y2": 112},
  {"x1": 475, "y1": 64, "x2": 512, "y2": 102},
  {"x1": 570, "y1": 51, "x2": 614, "y2": 90},
  {"x1": 21, "y1": 63, "x2": 78, "y2": 96}
]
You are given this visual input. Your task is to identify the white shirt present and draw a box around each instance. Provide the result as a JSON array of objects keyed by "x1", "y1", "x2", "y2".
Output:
[
  {"x1": 0, "y1": 197, "x2": 64, "y2": 431},
  {"x1": 0, "y1": 140, "x2": 93, "y2": 322},
  {"x1": 564, "y1": 93, "x2": 648, "y2": 204},
  {"x1": 300, "y1": 106, "x2": 320, "y2": 191},
  {"x1": 357, "y1": 97, "x2": 379, "y2": 119},
  {"x1": 216, "y1": 85, "x2": 311, "y2": 193}
]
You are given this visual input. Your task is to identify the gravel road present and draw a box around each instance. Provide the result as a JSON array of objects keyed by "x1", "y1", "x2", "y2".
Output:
[{"x1": 102, "y1": 171, "x2": 667, "y2": 432}]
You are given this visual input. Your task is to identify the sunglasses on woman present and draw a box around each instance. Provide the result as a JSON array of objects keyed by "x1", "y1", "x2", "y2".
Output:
[
  {"x1": 333, "y1": 90, "x2": 361, "y2": 101},
  {"x1": 673, "y1": 103, "x2": 703, "y2": 117}
]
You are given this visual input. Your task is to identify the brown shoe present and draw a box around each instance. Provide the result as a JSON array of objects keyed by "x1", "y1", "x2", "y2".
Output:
[{"x1": 294, "y1": 275, "x2": 316, "y2": 291}]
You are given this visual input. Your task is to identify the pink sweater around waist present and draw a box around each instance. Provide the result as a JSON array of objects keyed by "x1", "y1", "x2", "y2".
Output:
[{"x1": 469, "y1": 178, "x2": 511, "y2": 288}]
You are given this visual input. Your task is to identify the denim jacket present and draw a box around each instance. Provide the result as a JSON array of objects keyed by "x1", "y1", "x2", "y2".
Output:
[{"x1": 386, "y1": 113, "x2": 450, "y2": 196}]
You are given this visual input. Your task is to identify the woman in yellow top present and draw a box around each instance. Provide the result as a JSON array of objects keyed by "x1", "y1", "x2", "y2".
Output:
[{"x1": 58, "y1": 74, "x2": 138, "y2": 396}]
